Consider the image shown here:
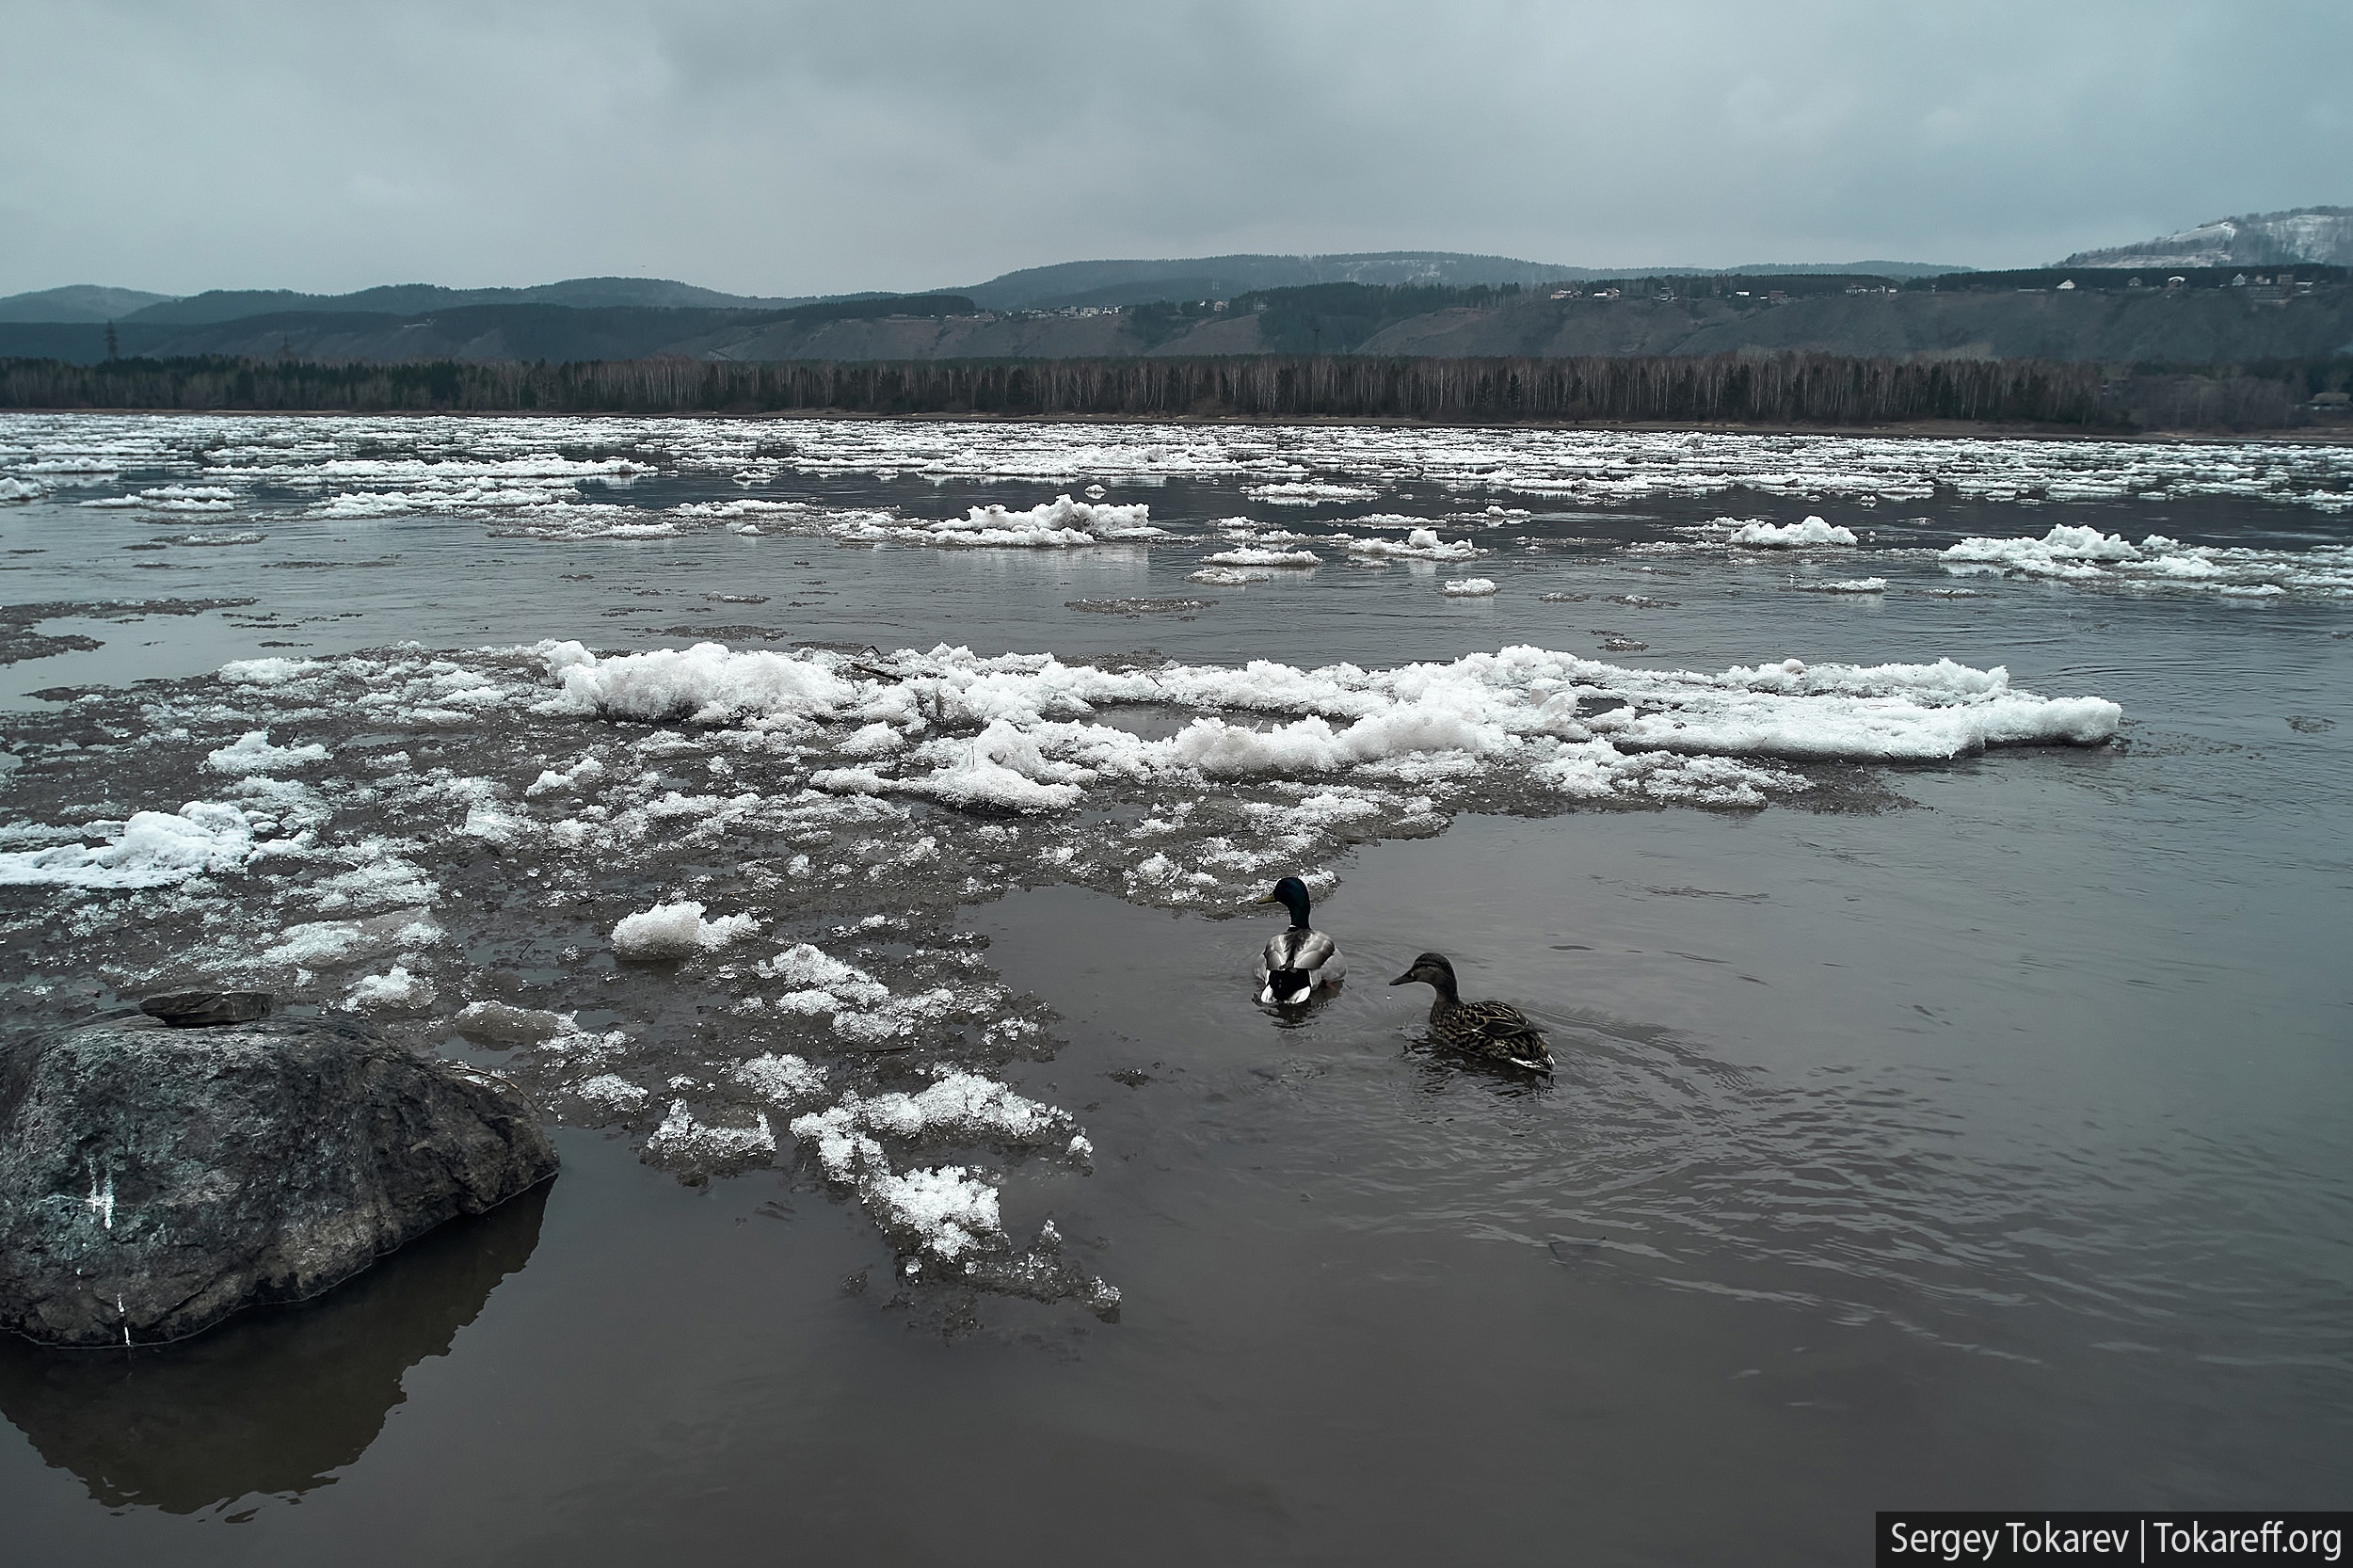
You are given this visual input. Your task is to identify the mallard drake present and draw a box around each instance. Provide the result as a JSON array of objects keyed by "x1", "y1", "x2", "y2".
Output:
[
  {"x1": 1389, "y1": 952, "x2": 1551, "y2": 1070},
  {"x1": 1254, "y1": 876, "x2": 1346, "y2": 1005}
]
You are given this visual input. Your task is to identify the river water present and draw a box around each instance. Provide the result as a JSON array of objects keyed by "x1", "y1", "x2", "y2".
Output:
[{"x1": 0, "y1": 414, "x2": 2347, "y2": 1564}]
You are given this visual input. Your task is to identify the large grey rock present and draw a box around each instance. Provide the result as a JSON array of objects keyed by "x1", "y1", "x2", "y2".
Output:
[
  {"x1": 0, "y1": 1009, "x2": 557, "y2": 1347},
  {"x1": 140, "y1": 990, "x2": 274, "y2": 1028}
]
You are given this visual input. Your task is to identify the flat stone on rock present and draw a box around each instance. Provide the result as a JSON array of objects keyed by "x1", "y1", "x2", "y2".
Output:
[
  {"x1": 139, "y1": 990, "x2": 276, "y2": 1028},
  {"x1": 0, "y1": 1010, "x2": 558, "y2": 1347}
]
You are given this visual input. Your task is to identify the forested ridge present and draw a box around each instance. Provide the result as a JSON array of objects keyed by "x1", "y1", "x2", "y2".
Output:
[{"x1": 0, "y1": 351, "x2": 2342, "y2": 431}]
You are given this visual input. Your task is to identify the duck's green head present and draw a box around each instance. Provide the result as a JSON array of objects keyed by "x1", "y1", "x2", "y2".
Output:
[
  {"x1": 1389, "y1": 952, "x2": 1457, "y2": 991},
  {"x1": 1256, "y1": 875, "x2": 1312, "y2": 927}
]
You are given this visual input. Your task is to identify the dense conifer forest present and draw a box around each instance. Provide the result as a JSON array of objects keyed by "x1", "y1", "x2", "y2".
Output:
[{"x1": 2, "y1": 351, "x2": 2343, "y2": 431}]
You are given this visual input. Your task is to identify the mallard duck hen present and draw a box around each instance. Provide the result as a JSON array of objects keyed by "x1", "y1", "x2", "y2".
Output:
[
  {"x1": 1389, "y1": 952, "x2": 1551, "y2": 1070},
  {"x1": 1254, "y1": 876, "x2": 1346, "y2": 1005}
]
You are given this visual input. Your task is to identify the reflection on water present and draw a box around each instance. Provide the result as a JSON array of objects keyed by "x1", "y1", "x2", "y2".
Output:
[{"x1": 0, "y1": 1182, "x2": 548, "y2": 1514}]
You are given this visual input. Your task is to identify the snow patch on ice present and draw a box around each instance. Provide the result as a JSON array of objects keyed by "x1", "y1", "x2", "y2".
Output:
[
  {"x1": 574, "y1": 1074, "x2": 649, "y2": 1112},
  {"x1": 830, "y1": 494, "x2": 1167, "y2": 548},
  {"x1": 0, "y1": 802, "x2": 266, "y2": 889},
  {"x1": 1943, "y1": 524, "x2": 2140, "y2": 577},
  {"x1": 1341, "y1": 527, "x2": 1482, "y2": 561},
  {"x1": 1730, "y1": 516, "x2": 1858, "y2": 549},
  {"x1": 754, "y1": 943, "x2": 890, "y2": 1006},
  {"x1": 344, "y1": 965, "x2": 436, "y2": 1012},
  {"x1": 1243, "y1": 480, "x2": 1379, "y2": 504},
  {"x1": 538, "y1": 640, "x2": 856, "y2": 726},
  {"x1": 526, "y1": 755, "x2": 606, "y2": 795},
  {"x1": 729, "y1": 1052, "x2": 826, "y2": 1106},
  {"x1": 1943, "y1": 527, "x2": 2353, "y2": 596},
  {"x1": 645, "y1": 1099, "x2": 776, "y2": 1166},
  {"x1": 1202, "y1": 547, "x2": 1320, "y2": 568},
  {"x1": 264, "y1": 910, "x2": 442, "y2": 968},
  {"x1": 218, "y1": 656, "x2": 326, "y2": 688},
  {"x1": 611, "y1": 900, "x2": 760, "y2": 959}
]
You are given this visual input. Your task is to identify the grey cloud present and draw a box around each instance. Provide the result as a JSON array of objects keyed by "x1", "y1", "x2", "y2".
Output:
[{"x1": 1, "y1": 0, "x2": 2345, "y2": 297}]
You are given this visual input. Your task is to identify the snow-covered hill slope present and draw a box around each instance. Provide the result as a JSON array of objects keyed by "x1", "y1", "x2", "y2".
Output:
[{"x1": 2060, "y1": 207, "x2": 2353, "y2": 269}]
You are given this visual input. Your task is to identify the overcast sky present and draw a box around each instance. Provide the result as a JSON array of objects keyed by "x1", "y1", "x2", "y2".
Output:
[{"x1": 3, "y1": 0, "x2": 2346, "y2": 298}]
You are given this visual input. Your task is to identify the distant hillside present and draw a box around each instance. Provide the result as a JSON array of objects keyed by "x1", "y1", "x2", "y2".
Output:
[
  {"x1": 120, "y1": 276, "x2": 819, "y2": 326},
  {"x1": 0, "y1": 295, "x2": 980, "y2": 365},
  {"x1": 5, "y1": 271, "x2": 2348, "y2": 367},
  {"x1": 957, "y1": 251, "x2": 1965, "y2": 310},
  {"x1": 4, "y1": 258, "x2": 1971, "y2": 329},
  {"x1": 0, "y1": 284, "x2": 179, "y2": 323},
  {"x1": 8, "y1": 242, "x2": 2350, "y2": 369},
  {"x1": 1717, "y1": 261, "x2": 1961, "y2": 279},
  {"x1": 958, "y1": 252, "x2": 1582, "y2": 311},
  {"x1": 2060, "y1": 207, "x2": 2353, "y2": 270},
  {"x1": 1349, "y1": 276, "x2": 2353, "y2": 363}
]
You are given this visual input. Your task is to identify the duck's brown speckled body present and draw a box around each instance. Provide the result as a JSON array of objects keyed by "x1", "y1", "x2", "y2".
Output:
[{"x1": 1389, "y1": 952, "x2": 1551, "y2": 1071}]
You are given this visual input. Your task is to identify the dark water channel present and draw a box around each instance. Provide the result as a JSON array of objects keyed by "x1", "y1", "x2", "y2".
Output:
[{"x1": 0, "y1": 417, "x2": 2347, "y2": 1563}]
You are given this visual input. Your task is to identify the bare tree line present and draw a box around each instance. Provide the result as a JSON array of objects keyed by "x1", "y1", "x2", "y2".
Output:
[{"x1": 0, "y1": 352, "x2": 2337, "y2": 430}]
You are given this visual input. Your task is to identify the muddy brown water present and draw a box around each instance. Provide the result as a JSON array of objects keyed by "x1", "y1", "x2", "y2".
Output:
[{"x1": 0, "y1": 415, "x2": 2347, "y2": 1563}]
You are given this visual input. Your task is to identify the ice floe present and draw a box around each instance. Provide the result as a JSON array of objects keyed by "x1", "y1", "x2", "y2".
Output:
[
  {"x1": 264, "y1": 910, "x2": 442, "y2": 968},
  {"x1": 574, "y1": 1074, "x2": 650, "y2": 1112},
  {"x1": 826, "y1": 494, "x2": 1167, "y2": 548},
  {"x1": 1243, "y1": 480, "x2": 1381, "y2": 504},
  {"x1": 1202, "y1": 546, "x2": 1321, "y2": 568},
  {"x1": 1943, "y1": 526, "x2": 2353, "y2": 595},
  {"x1": 0, "y1": 802, "x2": 271, "y2": 889},
  {"x1": 800, "y1": 1070, "x2": 1074, "y2": 1151},
  {"x1": 646, "y1": 1099, "x2": 776, "y2": 1167},
  {"x1": 454, "y1": 1000, "x2": 570, "y2": 1044},
  {"x1": 0, "y1": 617, "x2": 2133, "y2": 1317},
  {"x1": 1728, "y1": 515, "x2": 1859, "y2": 549},
  {"x1": 79, "y1": 485, "x2": 237, "y2": 513},
  {"x1": 1338, "y1": 527, "x2": 1482, "y2": 562},
  {"x1": 730, "y1": 1052, "x2": 827, "y2": 1105},
  {"x1": 345, "y1": 964, "x2": 437, "y2": 1012},
  {"x1": 543, "y1": 641, "x2": 856, "y2": 726},
  {"x1": 204, "y1": 730, "x2": 329, "y2": 776},
  {"x1": 788, "y1": 1069, "x2": 1085, "y2": 1265},
  {"x1": 611, "y1": 899, "x2": 761, "y2": 959},
  {"x1": 5, "y1": 411, "x2": 2345, "y2": 553},
  {"x1": 520, "y1": 637, "x2": 2122, "y2": 822}
]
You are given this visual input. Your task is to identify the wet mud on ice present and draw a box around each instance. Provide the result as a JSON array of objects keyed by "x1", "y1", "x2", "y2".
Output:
[{"x1": 3, "y1": 795, "x2": 2346, "y2": 1568}]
